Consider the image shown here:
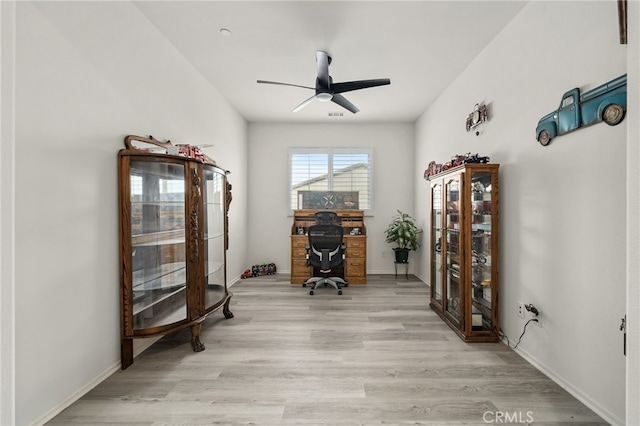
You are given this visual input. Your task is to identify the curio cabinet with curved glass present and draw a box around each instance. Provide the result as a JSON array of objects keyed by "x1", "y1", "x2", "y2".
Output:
[{"x1": 118, "y1": 135, "x2": 233, "y2": 369}]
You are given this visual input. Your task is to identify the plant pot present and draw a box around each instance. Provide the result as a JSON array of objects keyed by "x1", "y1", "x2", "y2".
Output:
[{"x1": 394, "y1": 248, "x2": 410, "y2": 263}]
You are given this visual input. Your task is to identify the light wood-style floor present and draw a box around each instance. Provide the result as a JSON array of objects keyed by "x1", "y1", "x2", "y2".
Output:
[{"x1": 48, "y1": 275, "x2": 607, "y2": 425}]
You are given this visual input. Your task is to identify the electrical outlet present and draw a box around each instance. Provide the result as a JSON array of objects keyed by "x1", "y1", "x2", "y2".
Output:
[
  {"x1": 526, "y1": 305, "x2": 541, "y2": 327},
  {"x1": 523, "y1": 303, "x2": 541, "y2": 327},
  {"x1": 517, "y1": 302, "x2": 525, "y2": 319}
]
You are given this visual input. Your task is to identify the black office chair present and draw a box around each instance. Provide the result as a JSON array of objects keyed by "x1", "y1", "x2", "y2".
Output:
[
  {"x1": 303, "y1": 223, "x2": 348, "y2": 295},
  {"x1": 314, "y1": 211, "x2": 338, "y2": 224}
]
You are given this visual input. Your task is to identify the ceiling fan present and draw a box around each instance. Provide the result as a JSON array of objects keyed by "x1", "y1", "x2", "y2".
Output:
[{"x1": 257, "y1": 50, "x2": 390, "y2": 114}]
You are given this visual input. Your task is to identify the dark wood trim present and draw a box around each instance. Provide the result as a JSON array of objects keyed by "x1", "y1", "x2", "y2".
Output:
[{"x1": 618, "y1": 0, "x2": 627, "y2": 44}]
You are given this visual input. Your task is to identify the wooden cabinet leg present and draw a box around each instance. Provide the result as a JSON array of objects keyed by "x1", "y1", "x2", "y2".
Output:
[
  {"x1": 223, "y1": 295, "x2": 234, "y2": 319},
  {"x1": 190, "y1": 323, "x2": 205, "y2": 352},
  {"x1": 121, "y1": 339, "x2": 133, "y2": 370}
]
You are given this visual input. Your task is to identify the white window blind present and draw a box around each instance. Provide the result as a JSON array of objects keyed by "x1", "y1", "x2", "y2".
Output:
[{"x1": 288, "y1": 147, "x2": 374, "y2": 215}]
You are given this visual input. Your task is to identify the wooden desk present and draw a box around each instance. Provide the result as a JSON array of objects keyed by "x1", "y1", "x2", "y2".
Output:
[{"x1": 290, "y1": 209, "x2": 367, "y2": 285}]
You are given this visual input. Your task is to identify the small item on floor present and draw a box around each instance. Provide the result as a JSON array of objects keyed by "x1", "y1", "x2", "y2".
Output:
[{"x1": 241, "y1": 263, "x2": 277, "y2": 278}]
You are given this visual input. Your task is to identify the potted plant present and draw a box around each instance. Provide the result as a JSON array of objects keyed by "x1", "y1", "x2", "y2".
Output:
[{"x1": 384, "y1": 210, "x2": 423, "y2": 263}]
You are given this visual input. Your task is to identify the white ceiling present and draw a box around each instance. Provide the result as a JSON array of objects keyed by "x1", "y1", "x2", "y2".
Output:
[{"x1": 134, "y1": 1, "x2": 527, "y2": 123}]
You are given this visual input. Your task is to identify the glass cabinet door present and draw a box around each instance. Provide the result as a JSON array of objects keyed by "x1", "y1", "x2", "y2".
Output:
[
  {"x1": 469, "y1": 171, "x2": 493, "y2": 331},
  {"x1": 130, "y1": 160, "x2": 187, "y2": 330},
  {"x1": 203, "y1": 166, "x2": 226, "y2": 311},
  {"x1": 445, "y1": 178, "x2": 461, "y2": 325},
  {"x1": 431, "y1": 183, "x2": 443, "y2": 306}
]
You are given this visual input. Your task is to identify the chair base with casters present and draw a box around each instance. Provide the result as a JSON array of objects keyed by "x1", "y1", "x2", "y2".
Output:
[
  {"x1": 303, "y1": 275, "x2": 348, "y2": 295},
  {"x1": 303, "y1": 222, "x2": 348, "y2": 296}
]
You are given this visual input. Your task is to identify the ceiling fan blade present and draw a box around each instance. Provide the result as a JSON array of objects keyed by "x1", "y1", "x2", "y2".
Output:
[
  {"x1": 292, "y1": 94, "x2": 317, "y2": 112},
  {"x1": 331, "y1": 79, "x2": 391, "y2": 94},
  {"x1": 316, "y1": 51, "x2": 331, "y2": 89},
  {"x1": 331, "y1": 94, "x2": 359, "y2": 114},
  {"x1": 257, "y1": 80, "x2": 314, "y2": 90}
]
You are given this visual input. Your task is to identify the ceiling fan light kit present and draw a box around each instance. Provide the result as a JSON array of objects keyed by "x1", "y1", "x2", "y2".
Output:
[
  {"x1": 316, "y1": 93, "x2": 333, "y2": 102},
  {"x1": 257, "y1": 50, "x2": 390, "y2": 114}
]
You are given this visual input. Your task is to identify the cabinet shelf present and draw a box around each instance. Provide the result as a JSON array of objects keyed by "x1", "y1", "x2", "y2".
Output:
[
  {"x1": 204, "y1": 233, "x2": 224, "y2": 241},
  {"x1": 131, "y1": 200, "x2": 185, "y2": 206},
  {"x1": 206, "y1": 260, "x2": 224, "y2": 275},
  {"x1": 133, "y1": 285, "x2": 185, "y2": 318},
  {"x1": 132, "y1": 262, "x2": 186, "y2": 291},
  {"x1": 132, "y1": 230, "x2": 185, "y2": 246}
]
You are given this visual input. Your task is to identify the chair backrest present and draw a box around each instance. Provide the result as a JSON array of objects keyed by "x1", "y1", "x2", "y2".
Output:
[
  {"x1": 307, "y1": 224, "x2": 344, "y2": 272},
  {"x1": 314, "y1": 211, "x2": 338, "y2": 224}
]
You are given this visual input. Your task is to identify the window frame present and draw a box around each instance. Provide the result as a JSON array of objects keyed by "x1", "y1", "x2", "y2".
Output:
[{"x1": 287, "y1": 147, "x2": 375, "y2": 216}]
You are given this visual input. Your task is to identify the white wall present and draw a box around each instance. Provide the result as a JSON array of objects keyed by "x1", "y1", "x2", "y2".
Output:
[
  {"x1": 12, "y1": 2, "x2": 247, "y2": 425},
  {"x1": 247, "y1": 122, "x2": 416, "y2": 276},
  {"x1": 626, "y1": 1, "x2": 640, "y2": 423},
  {"x1": 414, "y1": 2, "x2": 627, "y2": 424},
  {"x1": 1, "y1": 2, "x2": 17, "y2": 425}
]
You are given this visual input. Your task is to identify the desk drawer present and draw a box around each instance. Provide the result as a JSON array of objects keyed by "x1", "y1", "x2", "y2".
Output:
[
  {"x1": 291, "y1": 236, "x2": 308, "y2": 248},
  {"x1": 347, "y1": 248, "x2": 365, "y2": 258},
  {"x1": 292, "y1": 247, "x2": 307, "y2": 258},
  {"x1": 346, "y1": 258, "x2": 366, "y2": 277},
  {"x1": 346, "y1": 237, "x2": 366, "y2": 249},
  {"x1": 291, "y1": 259, "x2": 310, "y2": 274}
]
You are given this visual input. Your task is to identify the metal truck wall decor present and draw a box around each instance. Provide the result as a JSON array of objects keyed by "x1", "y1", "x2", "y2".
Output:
[{"x1": 535, "y1": 74, "x2": 627, "y2": 146}]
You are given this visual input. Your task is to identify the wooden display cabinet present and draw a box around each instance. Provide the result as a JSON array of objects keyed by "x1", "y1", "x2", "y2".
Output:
[
  {"x1": 290, "y1": 209, "x2": 367, "y2": 284},
  {"x1": 118, "y1": 135, "x2": 233, "y2": 369},
  {"x1": 428, "y1": 163, "x2": 499, "y2": 342}
]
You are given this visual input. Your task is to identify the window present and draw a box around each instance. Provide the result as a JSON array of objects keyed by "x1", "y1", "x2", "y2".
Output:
[
  {"x1": 561, "y1": 94, "x2": 575, "y2": 108},
  {"x1": 288, "y1": 147, "x2": 374, "y2": 215}
]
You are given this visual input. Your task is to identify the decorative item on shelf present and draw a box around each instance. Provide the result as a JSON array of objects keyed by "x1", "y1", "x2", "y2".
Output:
[
  {"x1": 443, "y1": 154, "x2": 468, "y2": 171},
  {"x1": 535, "y1": 74, "x2": 627, "y2": 146},
  {"x1": 385, "y1": 210, "x2": 423, "y2": 263},
  {"x1": 167, "y1": 144, "x2": 212, "y2": 163},
  {"x1": 424, "y1": 161, "x2": 443, "y2": 180},
  {"x1": 464, "y1": 153, "x2": 490, "y2": 164},
  {"x1": 126, "y1": 134, "x2": 216, "y2": 165},
  {"x1": 466, "y1": 103, "x2": 488, "y2": 135},
  {"x1": 424, "y1": 153, "x2": 490, "y2": 180}
]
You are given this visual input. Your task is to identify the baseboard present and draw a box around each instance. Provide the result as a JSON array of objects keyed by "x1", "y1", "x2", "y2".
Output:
[
  {"x1": 228, "y1": 274, "x2": 241, "y2": 287},
  {"x1": 514, "y1": 346, "x2": 624, "y2": 426},
  {"x1": 413, "y1": 272, "x2": 428, "y2": 283},
  {"x1": 31, "y1": 336, "x2": 163, "y2": 426},
  {"x1": 414, "y1": 278, "x2": 619, "y2": 423},
  {"x1": 32, "y1": 274, "x2": 267, "y2": 426},
  {"x1": 31, "y1": 361, "x2": 120, "y2": 426}
]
